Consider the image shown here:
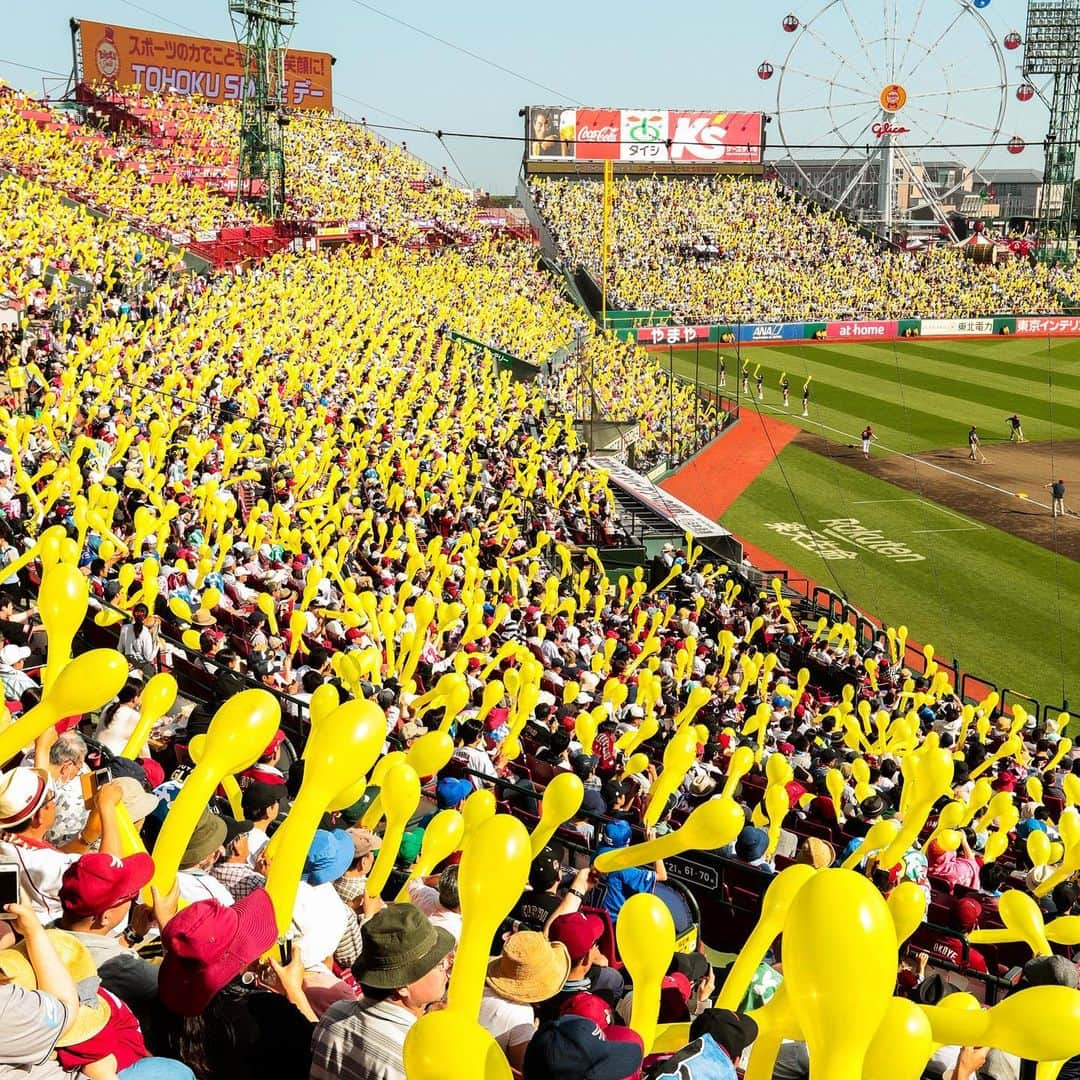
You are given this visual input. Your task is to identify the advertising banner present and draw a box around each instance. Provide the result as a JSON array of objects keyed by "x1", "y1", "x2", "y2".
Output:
[
  {"x1": 825, "y1": 320, "x2": 899, "y2": 341},
  {"x1": 921, "y1": 318, "x2": 995, "y2": 336},
  {"x1": 737, "y1": 322, "x2": 805, "y2": 343},
  {"x1": 636, "y1": 324, "x2": 711, "y2": 345},
  {"x1": 526, "y1": 106, "x2": 764, "y2": 164},
  {"x1": 78, "y1": 18, "x2": 333, "y2": 110},
  {"x1": 1012, "y1": 316, "x2": 1080, "y2": 336}
]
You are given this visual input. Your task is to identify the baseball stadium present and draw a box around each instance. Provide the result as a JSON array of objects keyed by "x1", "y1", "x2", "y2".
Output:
[{"x1": 0, "y1": 2, "x2": 1078, "y2": 1079}]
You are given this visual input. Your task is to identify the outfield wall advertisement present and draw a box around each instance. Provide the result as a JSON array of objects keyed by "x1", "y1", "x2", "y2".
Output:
[
  {"x1": 526, "y1": 107, "x2": 764, "y2": 164},
  {"x1": 77, "y1": 19, "x2": 333, "y2": 109}
]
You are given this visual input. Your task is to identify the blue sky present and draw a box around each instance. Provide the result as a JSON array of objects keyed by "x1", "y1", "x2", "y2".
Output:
[{"x1": 3, "y1": 1, "x2": 1049, "y2": 192}]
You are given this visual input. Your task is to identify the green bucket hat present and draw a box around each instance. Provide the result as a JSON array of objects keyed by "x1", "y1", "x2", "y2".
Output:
[{"x1": 351, "y1": 903, "x2": 454, "y2": 990}]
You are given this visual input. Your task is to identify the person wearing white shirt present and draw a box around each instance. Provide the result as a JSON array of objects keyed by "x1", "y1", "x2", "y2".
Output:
[{"x1": 405, "y1": 866, "x2": 462, "y2": 941}]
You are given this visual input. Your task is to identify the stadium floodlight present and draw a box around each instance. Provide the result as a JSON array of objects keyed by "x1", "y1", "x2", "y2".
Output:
[
  {"x1": 1023, "y1": 0, "x2": 1080, "y2": 258},
  {"x1": 228, "y1": 0, "x2": 298, "y2": 219}
]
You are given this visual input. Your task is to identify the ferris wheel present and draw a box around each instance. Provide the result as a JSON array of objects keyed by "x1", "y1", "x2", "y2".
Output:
[{"x1": 759, "y1": 0, "x2": 1031, "y2": 239}]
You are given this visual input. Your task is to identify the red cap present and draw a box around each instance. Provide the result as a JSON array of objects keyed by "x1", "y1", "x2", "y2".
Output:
[
  {"x1": 159, "y1": 889, "x2": 278, "y2": 1016},
  {"x1": 953, "y1": 897, "x2": 982, "y2": 932},
  {"x1": 659, "y1": 971, "x2": 692, "y2": 1021},
  {"x1": 560, "y1": 991, "x2": 614, "y2": 1029},
  {"x1": 60, "y1": 852, "x2": 154, "y2": 918},
  {"x1": 549, "y1": 911, "x2": 604, "y2": 963},
  {"x1": 260, "y1": 730, "x2": 286, "y2": 762}
]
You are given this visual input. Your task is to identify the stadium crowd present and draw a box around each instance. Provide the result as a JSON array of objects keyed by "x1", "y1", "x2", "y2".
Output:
[
  {"x1": 0, "y1": 79, "x2": 1077, "y2": 1080},
  {"x1": 531, "y1": 174, "x2": 1080, "y2": 323}
]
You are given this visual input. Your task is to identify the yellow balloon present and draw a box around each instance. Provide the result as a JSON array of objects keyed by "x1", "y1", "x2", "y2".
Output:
[
  {"x1": 864, "y1": 997, "x2": 934, "y2": 1080},
  {"x1": 887, "y1": 881, "x2": 928, "y2": 945},
  {"x1": 561, "y1": 680, "x2": 580, "y2": 706},
  {"x1": 404, "y1": 1000, "x2": 512, "y2": 1080},
  {"x1": 119, "y1": 672, "x2": 177, "y2": 759},
  {"x1": 617, "y1": 893, "x2": 676, "y2": 1053},
  {"x1": 307, "y1": 682, "x2": 340, "y2": 729},
  {"x1": 264, "y1": 698, "x2": 386, "y2": 930},
  {"x1": 37, "y1": 561, "x2": 90, "y2": 695},
  {"x1": 983, "y1": 830, "x2": 1010, "y2": 864},
  {"x1": 1028, "y1": 830, "x2": 1053, "y2": 870},
  {"x1": 620, "y1": 752, "x2": 650, "y2": 781},
  {"x1": 364, "y1": 763, "x2": 422, "y2": 900},
  {"x1": 0, "y1": 649, "x2": 130, "y2": 765},
  {"x1": 168, "y1": 597, "x2": 193, "y2": 622},
  {"x1": 722, "y1": 745, "x2": 755, "y2": 801},
  {"x1": 448, "y1": 814, "x2": 532, "y2": 1019},
  {"x1": 783, "y1": 870, "x2": 897, "y2": 1080},
  {"x1": 200, "y1": 587, "x2": 222, "y2": 611},
  {"x1": 151, "y1": 690, "x2": 280, "y2": 896},
  {"x1": 180, "y1": 629, "x2": 202, "y2": 650},
  {"x1": 529, "y1": 772, "x2": 584, "y2": 857},
  {"x1": 717, "y1": 864, "x2": 815, "y2": 1010},
  {"x1": 256, "y1": 592, "x2": 278, "y2": 635},
  {"x1": 406, "y1": 730, "x2": 455, "y2": 778},
  {"x1": 1027, "y1": 776, "x2": 1044, "y2": 804},
  {"x1": 574, "y1": 710, "x2": 602, "y2": 756},
  {"x1": 460, "y1": 787, "x2": 497, "y2": 848},
  {"x1": 395, "y1": 809, "x2": 465, "y2": 902}
]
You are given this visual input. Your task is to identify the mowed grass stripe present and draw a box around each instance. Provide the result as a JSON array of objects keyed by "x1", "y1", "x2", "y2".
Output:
[
  {"x1": 720, "y1": 444, "x2": 1080, "y2": 711},
  {"x1": 899, "y1": 340, "x2": 1080, "y2": 392},
  {"x1": 666, "y1": 339, "x2": 1080, "y2": 449}
]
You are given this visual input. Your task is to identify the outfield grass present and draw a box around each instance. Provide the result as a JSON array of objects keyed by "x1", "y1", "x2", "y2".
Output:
[
  {"x1": 721, "y1": 443, "x2": 1080, "y2": 714},
  {"x1": 665, "y1": 337, "x2": 1080, "y2": 452}
]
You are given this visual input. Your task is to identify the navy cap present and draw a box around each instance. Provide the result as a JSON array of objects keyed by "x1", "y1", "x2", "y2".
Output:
[{"x1": 523, "y1": 1016, "x2": 643, "y2": 1080}]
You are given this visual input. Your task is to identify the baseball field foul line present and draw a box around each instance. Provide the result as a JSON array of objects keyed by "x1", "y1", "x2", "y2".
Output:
[{"x1": 751, "y1": 401, "x2": 1061, "y2": 515}]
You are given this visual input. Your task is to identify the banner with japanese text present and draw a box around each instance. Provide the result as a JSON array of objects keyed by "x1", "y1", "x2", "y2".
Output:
[{"x1": 78, "y1": 18, "x2": 332, "y2": 110}]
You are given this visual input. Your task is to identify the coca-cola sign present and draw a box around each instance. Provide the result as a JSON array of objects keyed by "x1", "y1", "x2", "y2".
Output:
[{"x1": 573, "y1": 109, "x2": 620, "y2": 159}]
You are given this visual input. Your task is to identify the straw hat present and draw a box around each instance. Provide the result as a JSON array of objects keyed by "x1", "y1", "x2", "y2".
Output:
[
  {"x1": 486, "y1": 931, "x2": 570, "y2": 1004},
  {"x1": 0, "y1": 930, "x2": 111, "y2": 1045}
]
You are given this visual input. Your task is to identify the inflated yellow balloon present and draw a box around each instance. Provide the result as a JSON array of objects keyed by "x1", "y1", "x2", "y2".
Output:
[
  {"x1": 983, "y1": 830, "x2": 1010, "y2": 864},
  {"x1": 448, "y1": 813, "x2": 531, "y2": 1020},
  {"x1": 620, "y1": 751, "x2": 650, "y2": 781},
  {"x1": 264, "y1": 698, "x2": 386, "y2": 929},
  {"x1": 1027, "y1": 776, "x2": 1044, "y2": 805},
  {"x1": 529, "y1": 772, "x2": 584, "y2": 858},
  {"x1": 920, "y1": 986, "x2": 1080, "y2": 1062},
  {"x1": 716, "y1": 863, "x2": 815, "y2": 1010},
  {"x1": 359, "y1": 751, "x2": 406, "y2": 829},
  {"x1": 840, "y1": 819, "x2": 901, "y2": 871},
  {"x1": 200, "y1": 587, "x2": 222, "y2": 611},
  {"x1": 783, "y1": 870, "x2": 897, "y2": 1080},
  {"x1": 151, "y1": 690, "x2": 280, "y2": 896},
  {"x1": 1028, "y1": 830, "x2": 1052, "y2": 870},
  {"x1": 561, "y1": 680, "x2": 581, "y2": 706},
  {"x1": 120, "y1": 672, "x2": 177, "y2": 759},
  {"x1": 970, "y1": 889, "x2": 1052, "y2": 957},
  {"x1": 887, "y1": 880, "x2": 928, "y2": 944},
  {"x1": 722, "y1": 745, "x2": 755, "y2": 801},
  {"x1": 574, "y1": 709, "x2": 602, "y2": 756},
  {"x1": 864, "y1": 997, "x2": 934, "y2": 1080},
  {"x1": 364, "y1": 763, "x2": 422, "y2": 901},
  {"x1": 37, "y1": 561, "x2": 89, "y2": 695},
  {"x1": 187, "y1": 734, "x2": 244, "y2": 820},
  {"x1": 825, "y1": 768, "x2": 845, "y2": 822},
  {"x1": 617, "y1": 893, "x2": 676, "y2": 1053},
  {"x1": 460, "y1": 787, "x2": 497, "y2": 848},
  {"x1": 404, "y1": 1002, "x2": 512, "y2": 1080},
  {"x1": 168, "y1": 596, "x2": 193, "y2": 623},
  {"x1": 406, "y1": 730, "x2": 455, "y2": 779},
  {"x1": 307, "y1": 682, "x2": 340, "y2": 730},
  {"x1": 395, "y1": 809, "x2": 465, "y2": 902},
  {"x1": 287, "y1": 609, "x2": 307, "y2": 658},
  {"x1": 644, "y1": 726, "x2": 697, "y2": 829},
  {"x1": 0, "y1": 649, "x2": 130, "y2": 765}
]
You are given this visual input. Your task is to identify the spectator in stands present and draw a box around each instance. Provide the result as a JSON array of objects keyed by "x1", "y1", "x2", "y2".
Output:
[
  {"x1": 594, "y1": 821, "x2": 667, "y2": 922},
  {"x1": 241, "y1": 782, "x2": 282, "y2": 866},
  {"x1": 509, "y1": 847, "x2": 567, "y2": 931},
  {"x1": 481, "y1": 930, "x2": 570, "y2": 1068},
  {"x1": 930, "y1": 897, "x2": 989, "y2": 975},
  {"x1": 309, "y1": 904, "x2": 454, "y2": 1080}
]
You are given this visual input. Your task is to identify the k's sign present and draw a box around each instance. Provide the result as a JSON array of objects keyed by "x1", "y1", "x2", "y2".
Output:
[{"x1": 78, "y1": 19, "x2": 333, "y2": 110}]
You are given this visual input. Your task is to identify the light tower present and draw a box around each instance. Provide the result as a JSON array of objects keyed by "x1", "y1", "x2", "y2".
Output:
[
  {"x1": 1023, "y1": 1, "x2": 1080, "y2": 260},
  {"x1": 228, "y1": 0, "x2": 297, "y2": 219}
]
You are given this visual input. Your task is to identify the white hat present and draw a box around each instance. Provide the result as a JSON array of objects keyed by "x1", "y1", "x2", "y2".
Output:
[
  {"x1": 0, "y1": 767, "x2": 51, "y2": 829},
  {"x1": 0, "y1": 644, "x2": 30, "y2": 666}
]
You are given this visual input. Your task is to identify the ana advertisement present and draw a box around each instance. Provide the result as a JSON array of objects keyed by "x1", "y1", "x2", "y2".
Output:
[
  {"x1": 77, "y1": 18, "x2": 333, "y2": 110},
  {"x1": 526, "y1": 107, "x2": 764, "y2": 164},
  {"x1": 737, "y1": 322, "x2": 805, "y2": 343},
  {"x1": 825, "y1": 320, "x2": 899, "y2": 341}
]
